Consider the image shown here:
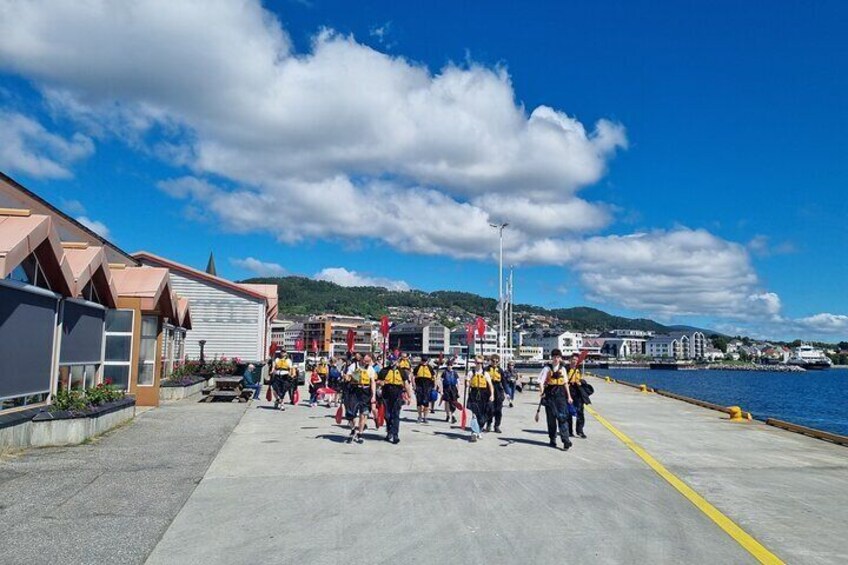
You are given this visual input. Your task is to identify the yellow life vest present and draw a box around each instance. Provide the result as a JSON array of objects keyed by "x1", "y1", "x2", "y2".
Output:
[
  {"x1": 274, "y1": 358, "x2": 291, "y2": 373},
  {"x1": 469, "y1": 371, "x2": 489, "y2": 389},
  {"x1": 382, "y1": 368, "x2": 404, "y2": 386},
  {"x1": 415, "y1": 365, "x2": 434, "y2": 379},
  {"x1": 317, "y1": 365, "x2": 328, "y2": 376},
  {"x1": 486, "y1": 366, "x2": 502, "y2": 382},
  {"x1": 546, "y1": 366, "x2": 566, "y2": 386},
  {"x1": 568, "y1": 368, "x2": 582, "y2": 384},
  {"x1": 398, "y1": 358, "x2": 411, "y2": 370},
  {"x1": 352, "y1": 368, "x2": 372, "y2": 387}
]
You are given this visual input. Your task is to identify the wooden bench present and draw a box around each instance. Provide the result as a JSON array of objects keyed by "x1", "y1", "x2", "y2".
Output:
[{"x1": 203, "y1": 376, "x2": 253, "y2": 403}]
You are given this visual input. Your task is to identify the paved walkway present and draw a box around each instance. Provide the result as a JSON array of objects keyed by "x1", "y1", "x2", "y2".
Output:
[
  {"x1": 0, "y1": 399, "x2": 246, "y2": 565},
  {"x1": 144, "y1": 380, "x2": 848, "y2": 564}
]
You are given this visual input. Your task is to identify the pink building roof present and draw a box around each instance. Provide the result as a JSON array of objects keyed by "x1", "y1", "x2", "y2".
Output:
[
  {"x1": 112, "y1": 266, "x2": 176, "y2": 317},
  {"x1": 0, "y1": 211, "x2": 74, "y2": 295},
  {"x1": 62, "y1": 243, "x2": 118, "y2": 307}
]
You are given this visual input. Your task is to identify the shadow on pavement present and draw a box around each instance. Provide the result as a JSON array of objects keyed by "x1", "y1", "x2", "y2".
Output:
[
  {"x1": 498, "y1": 436, "x2": 553, "y2": 448},
  {"x1": 433, "y1": 431, "x2": 471, "y2": 441}
]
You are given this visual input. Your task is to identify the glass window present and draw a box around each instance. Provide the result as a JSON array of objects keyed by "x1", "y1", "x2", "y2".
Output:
[
  {"x1": 104, "y1": 309, "x2": 134, "y2": 391},
  {"x1": 84, "y1": 365, "x2": 97, "y2": 389},
  {"x1": 103, "y1": 365, "x2": 130, "y2": 390},
  {"x1": 137, "y1": 315, "x2": 158, "y2": 386},
  {"x1": 105, "y1": 335, "x2": 132, "y2": 362},
  {"x1": 106, "y1": 310, "x2": 134, "y2": 333},
  {"x1": 70, "y1": 365, "x2": 85, "y2": 390}
]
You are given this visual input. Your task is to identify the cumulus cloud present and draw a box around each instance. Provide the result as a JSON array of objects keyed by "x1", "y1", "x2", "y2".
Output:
[
  {"x1": 76, "y1": 215, "x2": 110, "y2": 239},
  {"x1": 0, "y1": 0, "x2": 624, "y2": 264},
  {"x1": 315, "y1": 267, "x2": 411, "y2": 291},
  {"x1": 231, "y1": 257, "x2": 287, "y2": 277},
  {"x1": 2, "y1": 0, "x2": 844, "y2": 336},
  {"x1": 0, "y1": 111, "x2": 94, "y2": 178}
]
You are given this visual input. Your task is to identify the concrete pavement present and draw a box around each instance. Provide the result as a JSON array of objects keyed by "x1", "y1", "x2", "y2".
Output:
[
  {"x1": 0, "y1": 399, "x2": 247, "y2": 565},
  {"x1": 145, "y1": 378, "x2": 848, "y2": 565}
]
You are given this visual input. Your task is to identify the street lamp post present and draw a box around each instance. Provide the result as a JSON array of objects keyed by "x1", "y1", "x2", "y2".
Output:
[{"x1": 490, "y1": 222, "x2": 508, "y2": 368}]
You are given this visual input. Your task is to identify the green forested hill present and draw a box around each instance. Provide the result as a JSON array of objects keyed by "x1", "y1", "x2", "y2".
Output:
[{"x1": 242, "y1": 276, "x2": 671, "y2": 332}]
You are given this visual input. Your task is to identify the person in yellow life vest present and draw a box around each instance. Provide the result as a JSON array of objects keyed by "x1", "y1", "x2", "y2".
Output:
[
  {"x1": 413, "y1": 356, "x2": 436, "y2": 423},
  {"x1": 397, "y1": 352, "x2": 412, "y2": 380},
  {"x1": 465, "y1": 356, "x2": 494, "y2": 442},
  {"x1": 270, "y1": 350, "x2": 294, "y2": 411},
  {"x1": 377, "y1": 355, "x2": 414, "y2": 444},
  {"x1": 484, "y1": 354, "x2": 505, "y2": 433},
  {"x1": 567, "y1": 353, "x2": 588, "y2": 439},
  {"x1": 538, "y1": 348, "x2": 573, "y2": 450},
  {"x1": 343, "y1": 353, "x2": 377, "y2": 444}
]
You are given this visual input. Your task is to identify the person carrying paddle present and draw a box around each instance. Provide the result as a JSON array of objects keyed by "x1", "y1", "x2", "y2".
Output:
[
  {"x1": 466, "y1": 356, "x2": 494, "y2": 443},
  {"x1": 378, "y1": 355, "x2": 413, "y2": 444},
  {"x1": 344, "y1": 353, "x2": 377, "y2": 444},
  {"x1": 270, "y1": 350, "x2": 294, "y2": 411},
  {"x1": 413, "y1": 356, "x2": 436, "y2": 424},
  {"x1": 567, "y1": 353, "x2": 591, "y2": 439},
  {"x1": 439, "y1": 358, "x2": 461, "y2": 424},
  {"x1": 538, "y1": 348, "x2": 573, "y2": 450},
  {"x1": 485, "y1": 354, "x2": 506, "y2": 433}
]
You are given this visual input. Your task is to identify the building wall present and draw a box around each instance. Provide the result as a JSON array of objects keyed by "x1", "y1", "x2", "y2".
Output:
[{"x1": 164, "y1": 270, "x2": 266, "y2": 361}]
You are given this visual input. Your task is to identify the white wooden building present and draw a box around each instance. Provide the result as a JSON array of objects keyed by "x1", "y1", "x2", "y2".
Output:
[{"x1": 134, "y1": 252, "x2": 277, "y2": 362}]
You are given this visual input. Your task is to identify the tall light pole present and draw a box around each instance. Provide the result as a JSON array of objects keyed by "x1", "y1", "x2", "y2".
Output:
[
  {"x1": 508, "y1": 265, "x2": 514, "y2": 358},
  {"x1": 490, "y1": 222, "x2": 508, "y2": 368}
]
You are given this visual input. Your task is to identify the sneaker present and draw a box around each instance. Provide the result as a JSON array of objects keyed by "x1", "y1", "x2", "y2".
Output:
[
  {"x1": 494, "y1": 427, "x2": 502, "y2": 434},
  {"x1": 445, "y1": 414, "x2": 451, "y2": 422},
  {"x1": 273, "y1": 399, "x2": 279, "y2": 408},
  {"x1": 384, "y1": 434, "x2": 392, "y2": 442},
  {"x1": 346, "y1": 435, "x2": 354, "y2": 444},
  {"x1": 469, "y1": 435, "x2": 478, "y2": 443},
  {"x1": 509, "y1": 401, "x2": 514, "y2": 408},
  {"x1": 280, "y1": 404, "x2": 286, "y2": 411},
  {"x1": 549, "y1": 440, "x2": 557, "y2": 448},
  {"x1": 422, "y1": 418, "x2": 428, "y2": 424},
  {"x1": 569, "y1": 432, "x2": 576, "y2": 438},
  {"x1": 417, "y1": 416, "x2": 423, "y2": 424},
  {"x1": 562, "y1": 438, "x2": 572, "y2": 451},
  {"x1": 451, "y1": 416, "x2": 457, "y2": 424},
  {"x1": 578, "y1": 432, "x2": 587, "y2": 439},
  {"x1": 484, "y1": 424, "x2": 491, "y2": 433},
  {"x1": 354, "y1": 435, "x2": 364, "y2": 444},
  {"x1": 391, "y1": 436, "x2": 400, "y2": 445}
]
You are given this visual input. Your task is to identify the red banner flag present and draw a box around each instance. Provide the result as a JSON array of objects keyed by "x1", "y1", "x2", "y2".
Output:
[
  {"x1": 465, "y1": 323, "x2": 474, "y2": 344},
  {"x1": 311, "y1": 339, "x2": 319, "y2": 353},
  {"x1": 346, "y1": 328, "x2": 356, "y2": 353},
  {"x1": 380, "y1": 315, "x2": 390, "y2": 336},
  {"x1": 476, "y1": 316, "x2": 486, "y2": 338},
  {"x1": 295, "y1": 338, "x2": 304, "y2": 352}
]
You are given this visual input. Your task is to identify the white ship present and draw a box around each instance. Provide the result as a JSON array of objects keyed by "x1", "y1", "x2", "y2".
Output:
[{"x1": 786, "y1": 344, "x2": 832, "y2": 370}]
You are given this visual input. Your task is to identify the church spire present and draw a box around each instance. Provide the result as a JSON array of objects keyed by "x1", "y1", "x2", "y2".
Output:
[{"x1": 205, "y1": 252, "x2": 217, "y2": 276}]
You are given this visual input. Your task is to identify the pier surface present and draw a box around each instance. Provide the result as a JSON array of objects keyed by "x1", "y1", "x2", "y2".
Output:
[{"x1": 143, "y1": 379, "x2": 847, "y2": 565}]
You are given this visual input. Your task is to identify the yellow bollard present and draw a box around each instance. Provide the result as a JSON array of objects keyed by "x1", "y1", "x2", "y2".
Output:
[
  {"x1": 605, "y1": 376, "x2": 611, "y2": 383},
  {"x1": 639, "y1": 384, "x2": 649, "y2": 393},
  {"x1": 728, "y1": 406, "x2": 746, "y2": 422}
]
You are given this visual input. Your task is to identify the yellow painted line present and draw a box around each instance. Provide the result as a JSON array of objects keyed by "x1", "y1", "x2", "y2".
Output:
[{"x1": 587, "y1": 406, "x2": 784, "y2": 565}]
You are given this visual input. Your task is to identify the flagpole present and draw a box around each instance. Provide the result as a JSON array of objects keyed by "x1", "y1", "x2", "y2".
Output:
[{"x1": 490, "y1": 222, "x2": 508, "y2": 369}]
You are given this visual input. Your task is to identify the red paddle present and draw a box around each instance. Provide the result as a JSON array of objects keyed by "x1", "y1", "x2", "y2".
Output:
[
  {"x1": 293, "y1": 387, "x2": 300, "y2": 405},
  {"x1": 334, "y1": 404, "x2": 344, "y2": 424},
  {"x1": 376, "y1": 403, "x2": 386, "y2": 428},
  {"x1": 265, "y1": 386, "x2": 272, "y2": 402}
]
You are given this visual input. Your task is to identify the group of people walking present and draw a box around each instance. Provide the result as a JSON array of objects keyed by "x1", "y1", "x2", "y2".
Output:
[{"x1": 261, "y1": 347, "x2": 592, "y2": 450}]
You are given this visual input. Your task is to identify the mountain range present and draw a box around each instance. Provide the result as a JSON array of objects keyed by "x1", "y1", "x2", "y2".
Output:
[{"x1": 242, "y1": 276, "x2": 721, "y2": 335}]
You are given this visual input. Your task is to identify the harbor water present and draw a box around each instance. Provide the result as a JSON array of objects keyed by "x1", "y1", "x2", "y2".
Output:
[{"x1": 592, "y1": 368, "x2": 848, "y2": 435}]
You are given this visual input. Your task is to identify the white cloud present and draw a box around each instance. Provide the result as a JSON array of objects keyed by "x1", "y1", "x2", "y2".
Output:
[
  {"x1": 230, "y1": 257, "x2": 287, "y2": 277},
  {"x1": 0, "y1": 0, "x2": 624, "y2": 263},
  {"x1": 793, "y1": 313, "x2": 848, "y2": 334},
  {"x1": 315, "y1": 267, "x2": 411, "y2": 291},
  {"x1": 0, "y1": 111, "x2": 94, "y2": 178},
  {"x1": 747, "y1": 234, "x2": 797, "y2": 257},
  {"x1": 2, "y1": 0, "x2": 845, "y2": 337},
  {"x1": 76, "y1": 215, "x2": 110, "y2": 239}
]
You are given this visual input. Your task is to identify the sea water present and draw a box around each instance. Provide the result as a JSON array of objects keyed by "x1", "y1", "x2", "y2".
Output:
[{"x1": 598, "y1": 368, "x2": 848, "y2": 435}]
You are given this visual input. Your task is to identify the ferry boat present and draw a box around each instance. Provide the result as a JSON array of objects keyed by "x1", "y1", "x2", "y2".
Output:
[{"x1": 786, "y1": 344, "x2": 832, "y2": 370}]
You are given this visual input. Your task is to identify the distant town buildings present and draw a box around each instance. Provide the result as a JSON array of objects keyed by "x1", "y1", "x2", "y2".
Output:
[{"x1": 390, "y1": 323, "x2": 450, "y2": 357}]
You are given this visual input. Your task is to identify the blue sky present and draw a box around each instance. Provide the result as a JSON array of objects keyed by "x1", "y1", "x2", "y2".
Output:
[{"x1": 0, "y1": 0, "x2": 846, "y2": 339}]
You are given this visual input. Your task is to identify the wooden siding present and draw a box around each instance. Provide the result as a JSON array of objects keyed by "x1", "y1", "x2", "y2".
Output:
[{"x1": 165, "y1": 270, "x2": 265, "y2": 361}]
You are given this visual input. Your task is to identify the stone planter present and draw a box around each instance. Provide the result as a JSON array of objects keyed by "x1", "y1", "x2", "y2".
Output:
[
  {"x1": 0, "y1": 398, "x2": 137, "y2": 448},
  {"x1": 159, "y1": 376, "x2": 209, "y2": 401}
]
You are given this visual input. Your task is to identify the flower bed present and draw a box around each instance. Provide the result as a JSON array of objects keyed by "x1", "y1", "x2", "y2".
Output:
[
  {"x1": 0, "y1": 397, "x2": 136, "y2": 449},
  {"x1": 159, "y1": 375, "x2": 209, "y2": 401}
]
